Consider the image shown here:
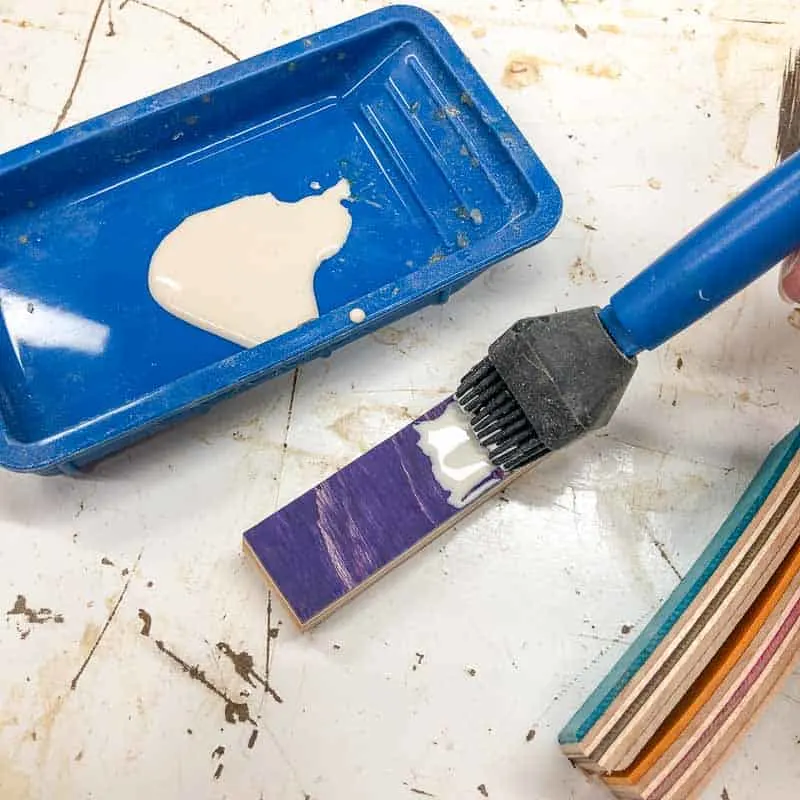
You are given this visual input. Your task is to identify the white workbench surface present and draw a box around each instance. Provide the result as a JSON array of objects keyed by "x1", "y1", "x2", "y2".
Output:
[{"x1": 1, "y1": 1, "x2": 799, "y2": 798}]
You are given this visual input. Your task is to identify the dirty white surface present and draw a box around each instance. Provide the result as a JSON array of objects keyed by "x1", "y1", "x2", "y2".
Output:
[{"x1": 1, "y1": 1, "x2": 799, "y2": 798}]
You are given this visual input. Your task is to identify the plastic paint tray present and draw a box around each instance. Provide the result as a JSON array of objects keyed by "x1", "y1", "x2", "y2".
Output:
[{"x1": 0, "y1": 5, "x2": 562, "y2": 475}]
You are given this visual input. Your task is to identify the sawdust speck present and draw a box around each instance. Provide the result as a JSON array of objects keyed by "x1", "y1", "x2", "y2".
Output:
[
  {"x1": 447, "y1": 14, "x2": 472, "y2": 28},
  {"x1": 80, "y1": 622, "x2": 101, "y2": 650},
  {"x1": 789, "y1": 308, "x2": 800, "y2": 330},
  {"x1": 569, "y1": 257, "x2": 597, "y2": 285},
  {"x1": 502, "y1": 55, "x2": 546, "y2": 89},
  {"x1": 577, "y1": 63, "x2": 621, "y2": 80},
  {"x1": 621, "y1": 7, "x2": 652, "y2": 17},
  {"x1": 1, "y1": 17, "x2": 36, "y2": 29},
  {"x1": 434, "y1": 105, "x2": 460, "y2": 120}
]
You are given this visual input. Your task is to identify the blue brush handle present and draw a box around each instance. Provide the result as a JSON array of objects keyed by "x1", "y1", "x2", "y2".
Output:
[{"x1": 598, "y1": 150, "x2": 800, "y2": 358}]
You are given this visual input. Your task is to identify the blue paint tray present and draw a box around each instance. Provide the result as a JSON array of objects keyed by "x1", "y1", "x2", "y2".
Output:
[{"x1": 0, "y1": 5, "x2": 561, "y2": 475}]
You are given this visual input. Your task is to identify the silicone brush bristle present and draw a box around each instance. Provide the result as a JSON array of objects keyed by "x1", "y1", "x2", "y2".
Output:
[{"x1": 455, "y1": 358, "x2": 549, "y2": 472}]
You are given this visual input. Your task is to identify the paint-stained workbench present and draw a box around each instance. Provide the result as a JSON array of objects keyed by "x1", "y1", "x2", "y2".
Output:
[{"x1": 1, "y1": 1, "x2": 799, "y2": 798}]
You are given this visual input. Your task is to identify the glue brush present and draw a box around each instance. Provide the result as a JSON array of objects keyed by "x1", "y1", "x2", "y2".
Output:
[{"x1": 456, "y1": 149, "x2": 800, "y2": 472}]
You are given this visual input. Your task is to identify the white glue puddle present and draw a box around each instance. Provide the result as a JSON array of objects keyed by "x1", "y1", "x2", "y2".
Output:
[
  {"x1": 148, "y1": 179, "x2": 352, "y2": 347},
  {"x1": 414, "y1": 402, "x2": 500, "y2": 508}
]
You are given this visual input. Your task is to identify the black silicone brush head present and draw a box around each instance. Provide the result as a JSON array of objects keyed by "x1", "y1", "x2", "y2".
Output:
[
  {"x1": 455, "y1": 359, "x2": 548, "y2": 471},
  {"x1": 456, "y1": 307, "x2": 638, "y2": 472}
]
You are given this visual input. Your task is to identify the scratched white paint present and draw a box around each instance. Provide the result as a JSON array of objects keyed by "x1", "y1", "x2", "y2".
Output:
[{"x1": 0, "y1": 1, "x2": 799, "y2": 799}]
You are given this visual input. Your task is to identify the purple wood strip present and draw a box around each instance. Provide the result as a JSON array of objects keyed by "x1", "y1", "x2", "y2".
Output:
[{"x1": 243, "y1": 397, "x2": 505, "y2": 627}]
